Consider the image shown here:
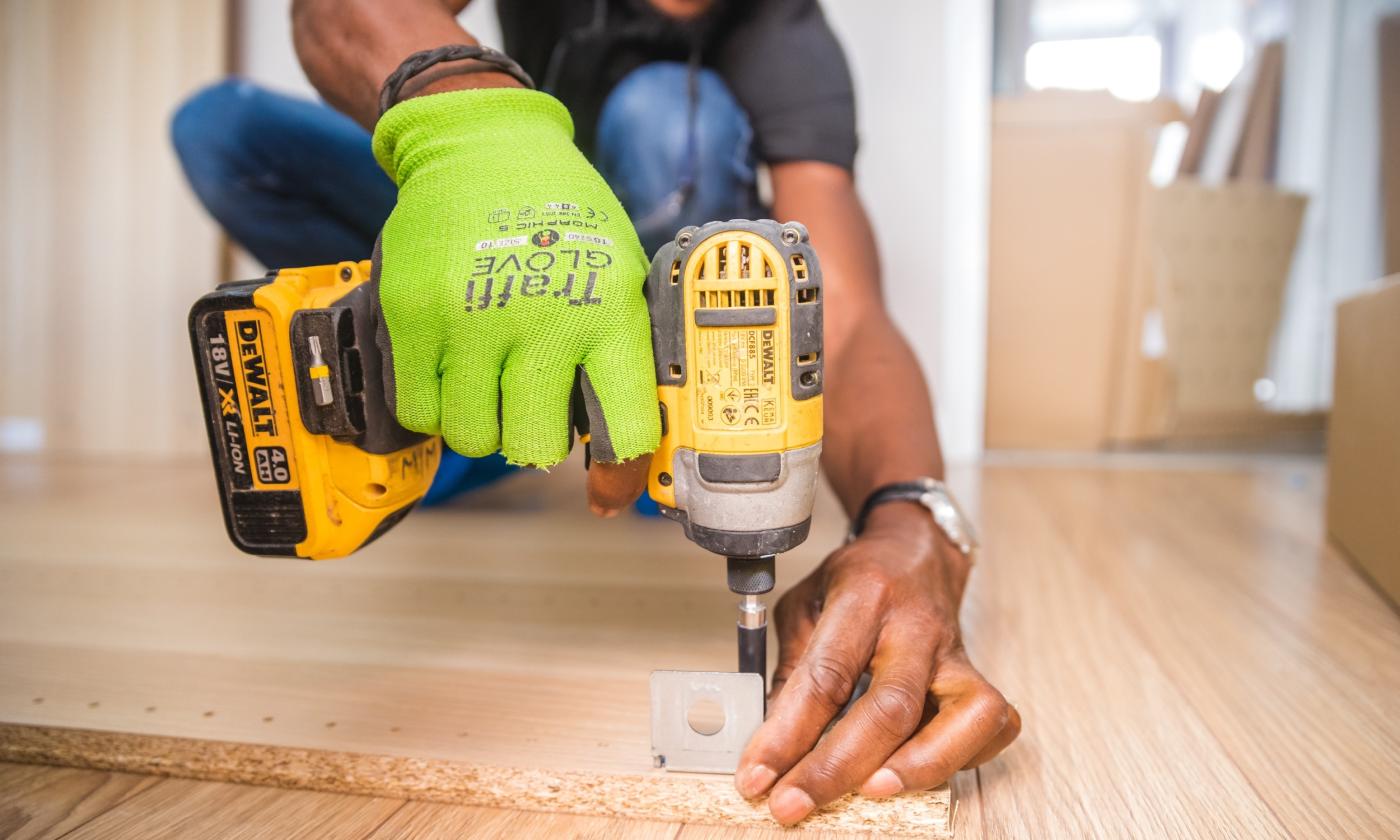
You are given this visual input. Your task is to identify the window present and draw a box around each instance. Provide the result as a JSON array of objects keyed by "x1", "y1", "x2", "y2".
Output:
[{"x1": 1024, "y1": 35, "x2": 1163, "y2": 101}]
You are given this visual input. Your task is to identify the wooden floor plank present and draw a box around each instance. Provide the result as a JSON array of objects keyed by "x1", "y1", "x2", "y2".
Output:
[
  {"x1": 961, "y1": 464, "x2": 1292, "y2": 839},
  {"x1": 0, "y1": 762, "x2": 158, "y2": 840},
  {"x1": 1023, "y1": 464, "x2": 1400, "y2": 839},
  {"x1": 0, "y1": 761, "x2": 874, "y2": 840},
  {"x1": 366, "y1": 801, "x2": 680, "y2": 839},
  {"x1": 58, "y1": 776, "x2": 404, "y2": 840},
  {"x1": 673, "y1": 825, "x2": 871, "y2": 840},
  {"x1": 947, "y1": 769, "x2": 983, "y2": 839}
]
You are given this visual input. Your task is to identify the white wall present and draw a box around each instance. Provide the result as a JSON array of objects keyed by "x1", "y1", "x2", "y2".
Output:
[
  {"x1": 824, "y1": 0, "x2": 991, "y2": 463},
  {"x1": 1273, "y1": 0, "x2": 1399, "y2": 410},
  {"x1": 239, "y1": 0, "x2": 312, "y2": 97},
  {"x1": 237, "y1": 0, "x2": 993, "y2": 462}
]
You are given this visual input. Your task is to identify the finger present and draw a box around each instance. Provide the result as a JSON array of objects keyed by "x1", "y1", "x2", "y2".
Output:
[
  {"x1": 579, "y1": 323, "x2": 661, "y2": 465},
  {"x1": 439, "y1": 360, "x2": 503, "y2": 459},
  {"x1": 963, "y1": 704, "x2": 1022, "y2": 769},
  {"x1": 766, "y1": 576, "x2": 822, "y2": 704},
  {"x1": 499, "y1": 352, "x2": 576, "y2": 467},
  {"x1": 733, "y1": 587, "x2": 879, "y2": 801},
  {"x1": 585, "y1": 454, "x2": 650, "y2": 517},
  {"x1": 375, "y1": 269, "x2": 442, "y2": 435},
  {"x1": 763, "y1": 622, "x2": 938, "y2": 824},
  {"x1": 733, "y1": 576, "x2": 821, "y2": 798},
  {"x1": 733, "y1": 576, "x2": 824, "y2": 800},
  {"x1": 859, "y1": 652, "x2": 1012, "y2": 796}
]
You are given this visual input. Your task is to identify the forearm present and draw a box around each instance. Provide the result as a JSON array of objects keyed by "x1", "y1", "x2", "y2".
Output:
[
  {"x1": 770, "y1": 162, "x2": 944, "y2": 517},
  {"x1": 291, "y1": 0, "x2": 517, "y2": 129},
  {"x1": 822, "y1": 313, "x2": 945, "y2": 513}
]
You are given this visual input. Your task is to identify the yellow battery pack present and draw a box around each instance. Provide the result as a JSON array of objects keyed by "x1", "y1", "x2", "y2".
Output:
[{"x1": 188, "y1": 261, "x2": 439, "y2": 559}]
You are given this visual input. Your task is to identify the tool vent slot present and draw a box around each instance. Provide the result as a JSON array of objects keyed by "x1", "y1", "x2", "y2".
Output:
[
  {"x1": 696, "y1": 288, "x2": 777, "y2": 309},
  {"x1": 692, "y1": 236, "x2": 781, "y2": 325},
  {"x1": 698, "y1": 238, "x2": 777, "y2": 281},
  {"x1": 791, "y1": 254, "x2": 808, "y2": 281}
]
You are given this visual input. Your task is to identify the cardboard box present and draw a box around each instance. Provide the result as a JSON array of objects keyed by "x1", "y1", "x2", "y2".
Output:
[
  {"x1": 985, "y1": 94, "x2": 1316, "y2": 450},
  {"x1": 985, "y1": 93, "x2": 1181, "y2": 449},
  {"x1": 1328, "y1": 278, "x2": 1400, "y2": 605}
]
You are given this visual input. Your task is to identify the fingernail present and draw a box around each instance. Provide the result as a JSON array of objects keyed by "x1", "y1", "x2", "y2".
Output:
[
  {"x1": 736, "y1": 764, "x2": 777, "y2": 798},
  {"x1": 769, "y1": 787, "x2": 816, "y2": 824},
  {"x1": 860, "y1": 767, "x2": 904, "y2": 797},
  {"x1": 588, "y1": 502, "x2": 620, "y2": 519}
]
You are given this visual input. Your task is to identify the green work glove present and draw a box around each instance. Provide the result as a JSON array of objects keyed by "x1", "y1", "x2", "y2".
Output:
[{"x1": 372, "y1": 88, "x2": 659, "y2": 467}]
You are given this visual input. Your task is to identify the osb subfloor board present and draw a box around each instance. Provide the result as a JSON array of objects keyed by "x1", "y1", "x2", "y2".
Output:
[
  {"x1": 0, "y1": 760, "x2": 854, "y2": 840},
  {"x1": 3, "y1": 452, "x2": 1399, "y2": 837},
  {"x1": 0, "y1": 727, "x2": 933, "y2": 838},
  {"x1": 0, "y1": 453, "x2": 945, "y2": 838}
]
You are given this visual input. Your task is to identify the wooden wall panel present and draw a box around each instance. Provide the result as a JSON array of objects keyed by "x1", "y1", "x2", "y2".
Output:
[{"x1": 0, "y1": 0, "x2": 226, "y2": 457}]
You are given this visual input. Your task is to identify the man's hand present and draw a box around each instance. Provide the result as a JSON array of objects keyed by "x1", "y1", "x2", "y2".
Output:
[
  {"x1": 291, "y1": 1, "x2": 654, "y2": 514},
  {"x1": 734, "y1": 503, "x2": 1021, "y2": 825},
  {"x1": 372, "y1": 89, "x2": 659, "y2": 506}
]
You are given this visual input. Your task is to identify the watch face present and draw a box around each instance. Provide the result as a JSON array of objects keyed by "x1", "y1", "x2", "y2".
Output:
[{"x1": 923, "y1": 484, "x2": 978, "y2": 555}]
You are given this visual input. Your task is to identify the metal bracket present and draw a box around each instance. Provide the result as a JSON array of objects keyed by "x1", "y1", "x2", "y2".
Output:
[{"x1": 650, "y1": 670, "x2": 763, "y2": 774}]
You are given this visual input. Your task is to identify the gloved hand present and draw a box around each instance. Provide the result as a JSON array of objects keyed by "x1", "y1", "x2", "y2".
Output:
[{"x1": 371, "y1": 88, "x2": 660, "y2": 476}]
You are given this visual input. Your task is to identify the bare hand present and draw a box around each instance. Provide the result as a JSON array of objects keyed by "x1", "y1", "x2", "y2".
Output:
[{"x1": 734, "y1": 503, "x2": 1021, "y2": 824}]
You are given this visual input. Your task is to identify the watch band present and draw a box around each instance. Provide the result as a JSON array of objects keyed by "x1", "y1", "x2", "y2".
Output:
[
  {"x1": 849, "y1": 477, "x2": 979, "y2": 560},
  {"x1": 378, "y1": 44, "x2": 536, "y2": 119}
]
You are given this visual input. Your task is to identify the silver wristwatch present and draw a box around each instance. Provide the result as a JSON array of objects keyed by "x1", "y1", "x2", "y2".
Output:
[{"x1": 849, "y1": 477, "x2": 980, "y2": 562}]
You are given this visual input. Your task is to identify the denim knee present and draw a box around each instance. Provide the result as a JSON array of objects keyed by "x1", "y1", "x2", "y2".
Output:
[
  {"x1": 595, "y1": 62, "x2": 760, "y2": 246},
  {"x1": 170, "y1": 78, "x2": 267, "y2": 213}
]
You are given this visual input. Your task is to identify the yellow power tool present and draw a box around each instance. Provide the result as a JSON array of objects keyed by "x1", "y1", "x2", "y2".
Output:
[
  {"x1": 189, "y1": 220, "x2": 822, "y2": 677},
  {"x1": 189, "y1": 261, "x2": 439, "y2": 559},
  {"x1": 644, "y1": 219, "x2": 823, "y2": 679}
]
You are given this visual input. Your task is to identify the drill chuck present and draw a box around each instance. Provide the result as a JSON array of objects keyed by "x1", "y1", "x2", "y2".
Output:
[{"x1": 727, "y1": 555, "x2": 776, "y2": 595}]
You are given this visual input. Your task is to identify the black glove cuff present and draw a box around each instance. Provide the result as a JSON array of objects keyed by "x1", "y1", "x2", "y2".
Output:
[{"x1": 378, "y1": 44, "x2": 536, "y2": 119}]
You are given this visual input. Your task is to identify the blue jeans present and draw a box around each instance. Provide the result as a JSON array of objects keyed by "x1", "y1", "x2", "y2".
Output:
[
  {"x1": 594, "y1": 63, "x2": 765, "y2": 252},
  {"x1": 172, "y1": 63, "x2": 761, "y2": 503}
]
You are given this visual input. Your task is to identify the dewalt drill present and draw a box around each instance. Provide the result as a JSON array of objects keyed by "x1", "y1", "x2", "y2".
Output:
[
  {"x1": 189, "y1": 219, "x2": 822, "y2": 676},
  {"x1": 643, "y1": 220, "x2": 823, "y2": 680},
  {"x1": 189, "y1": 260, "x2": 439, "y2": 559}
]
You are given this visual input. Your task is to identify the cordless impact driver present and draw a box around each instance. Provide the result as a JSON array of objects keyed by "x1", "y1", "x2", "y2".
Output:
[{"x1": 189, "y1": 219, "x2": 823, "y2": 680}]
